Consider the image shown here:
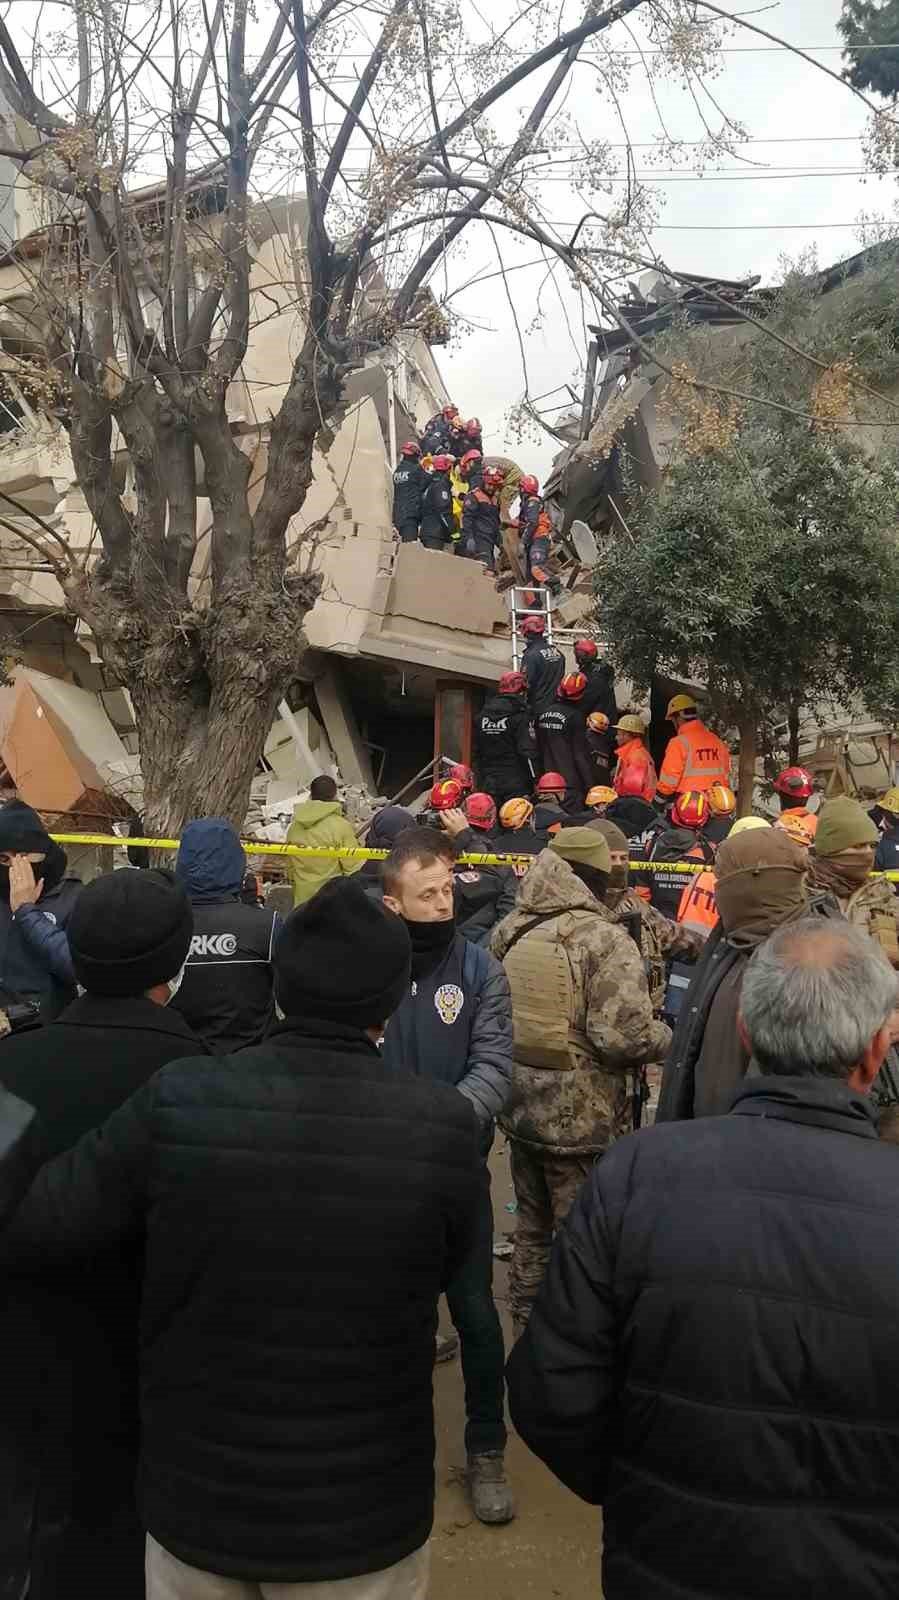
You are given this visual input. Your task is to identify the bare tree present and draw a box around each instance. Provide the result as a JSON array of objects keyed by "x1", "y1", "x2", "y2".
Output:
[{"x1": 0, "y1": 0, "x2": 891, "y2": 828}]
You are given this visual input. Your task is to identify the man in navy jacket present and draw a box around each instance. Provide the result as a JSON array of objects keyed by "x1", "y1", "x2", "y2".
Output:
[{"x1": 0, "y1": 800, "x2": 80, "y2": 1019}]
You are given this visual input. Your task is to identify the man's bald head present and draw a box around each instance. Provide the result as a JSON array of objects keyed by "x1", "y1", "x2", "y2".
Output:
[{"x1": 740, "y1": 918, "x2": 898, "y2": 1085}]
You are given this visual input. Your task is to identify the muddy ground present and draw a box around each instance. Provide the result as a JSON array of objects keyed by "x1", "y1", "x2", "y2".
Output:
[{"x1": 429, "y1": 1140, "x2": 602, "y2": 1599}]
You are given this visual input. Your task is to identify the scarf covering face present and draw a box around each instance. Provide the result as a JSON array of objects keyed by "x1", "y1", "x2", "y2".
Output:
[
  {"x1": 714, "y1": 829, "x2": 807, "y2": 938},
  {"x1": 403, "y1": 913, "x2": 456, "y2": 978},
  {"x1": 812, "y1": 846, "x2": 875, "y2": 898},
  {"x1": 587, "y1": 819, "x2": 630, "y2": 907}
]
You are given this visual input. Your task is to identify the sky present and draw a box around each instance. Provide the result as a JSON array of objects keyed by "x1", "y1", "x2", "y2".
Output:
[{"x1": 437, "y1": 0, "x2": 899, "y2": 477}]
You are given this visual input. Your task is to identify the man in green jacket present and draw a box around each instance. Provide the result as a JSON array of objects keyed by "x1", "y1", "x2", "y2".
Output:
[{"x1": 287, "y1": 776, "x2": 364, "y2": 906}]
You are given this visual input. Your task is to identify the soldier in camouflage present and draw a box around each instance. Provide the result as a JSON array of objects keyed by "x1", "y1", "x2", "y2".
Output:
[
  {"x1": 490, "y1": 829, "x2": 670, "y2": 1333},
  {"x1": 589, "y1": 818, "x2": 704, "y2": 1014}
]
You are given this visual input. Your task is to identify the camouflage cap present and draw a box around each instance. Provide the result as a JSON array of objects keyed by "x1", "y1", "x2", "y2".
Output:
[{"x1": 550, "y1": 826, "x2": 611, "y2": 875}]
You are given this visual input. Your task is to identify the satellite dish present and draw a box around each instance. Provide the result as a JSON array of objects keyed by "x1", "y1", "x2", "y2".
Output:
[{"x1": 570, "y1": 519, "x2": 598, "y2": 565}]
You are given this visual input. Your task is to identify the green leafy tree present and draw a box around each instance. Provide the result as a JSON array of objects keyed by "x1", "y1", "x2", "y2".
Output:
[
  {"x1": 839, "y1": 0, "x2": 899, "y2": 100},
  {"x1": 595, "y1": 435, "x2": 899, "y2": 810}
]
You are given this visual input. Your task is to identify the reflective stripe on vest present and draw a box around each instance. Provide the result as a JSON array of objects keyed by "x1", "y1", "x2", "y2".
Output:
[
  {"x1": 661, "y1": 723, "x2": 730, "y2": 793},
  {"x1": 676, "y1": 868, "x2": 718, "y2": 938}
]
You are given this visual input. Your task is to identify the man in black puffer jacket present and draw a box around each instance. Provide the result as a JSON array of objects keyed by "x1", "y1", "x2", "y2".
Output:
[
  {"x1": 509, "y1": 916, "x2": 899, "y2": 1600},
  {"x1": 475, "y1": 672, "x2": 537, "y2": 809},
  {"x1": 0, "y1": 881, "x2": 480, "y2": 1600}
]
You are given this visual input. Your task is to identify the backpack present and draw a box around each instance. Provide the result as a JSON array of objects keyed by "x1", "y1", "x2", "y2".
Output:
[{"x1": 500, "y1": 908, "x2": 601, "y2": 1071}]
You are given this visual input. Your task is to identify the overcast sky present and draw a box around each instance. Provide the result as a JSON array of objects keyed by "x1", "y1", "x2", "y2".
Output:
[{"x1": 437, "y1": 0, "x2": 895, "y2": 478}]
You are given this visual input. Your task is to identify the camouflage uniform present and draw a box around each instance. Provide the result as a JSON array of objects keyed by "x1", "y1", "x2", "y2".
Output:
[
  {"x1": 809, "y1": 864, "x2": 899, "y2": 967},
  {"x1": 490, "y1": 850, "x2": 670, "y2": 1328},
  {"x1": 612, "y1": 887, "x2": 704, "y2": 1017}
]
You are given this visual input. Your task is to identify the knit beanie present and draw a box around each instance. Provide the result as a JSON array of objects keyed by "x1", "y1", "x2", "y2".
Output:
[
  {"x1": 68, "y1": 869, "x2": 194, "y2": 997},
  {"x1": 550, "y1": 827, "x2": 612, "y2": 875},
  {"x1": 275, "y1": 877, "x2": 412, "y2": 1028},
  {"x1": 365, "y1": 805, "x2": 415, "y2": 849},
  {"x1": 587, "y1": 819, "x2": 629, "y2": 854},
  {"x1": 814, "y1": 797, "x2": 878, "y2": 858},
  {"x1": 0, "y1": 799, "x2": 51, "y2": 854}
]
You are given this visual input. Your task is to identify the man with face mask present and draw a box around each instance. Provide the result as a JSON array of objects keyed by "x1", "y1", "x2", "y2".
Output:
[
  {"x1": 0, "y1": 799, "x2": 82, "y2": 1021},
  {"x1": 588, "y1": 818, "x2": 703, "y2": 1019},
  {"x1": 0, "y1": 868, "x2": 204, "y2": 1600},
  {"x1": 380, "y1": 828, "x2": 515, "y2": 1527},
  {"x1": 491, "y1": 829, "x2": 670, "y2": 1336},
  {"x1": 809, "y1": 797, "x2": 899, "y2": 968}
]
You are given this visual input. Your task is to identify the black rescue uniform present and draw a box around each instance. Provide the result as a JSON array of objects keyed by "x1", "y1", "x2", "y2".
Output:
[
  {"x1": 460, "y1": 489, "x2": 500, "y2": 571},
  {"x1": 475, "y1": 692, "x2": 537, "y2": 809},
  {"x1": 451, "y1": 828, "x2": 517, "y2": 947},
  {"x1": 521, "y1": 637, "x2": 565, "y2": 718},
  {"x1": 420, "y1": 470, "x2": 454, "y2": 550},
  {"x1": 535, "y1": 702, "x2": 594, "y2": 807},
  {"x1": 392, "y1": 458, "x2": 429, "y2": 543}
]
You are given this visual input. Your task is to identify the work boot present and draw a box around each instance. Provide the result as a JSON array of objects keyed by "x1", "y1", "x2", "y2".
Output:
[
  {"x1": 435, "y1": 1331, "x2": 459, "y2": 1364},
  {"x1": 467, "y1": 1451, "x2": 516, "y2": 1525}
]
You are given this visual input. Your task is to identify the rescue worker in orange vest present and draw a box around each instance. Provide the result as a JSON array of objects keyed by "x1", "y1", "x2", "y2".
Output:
[
  {"x1": 774, "y1": 809, "x2": 817, "y2": 854},
  {"x1": 613, "y1": 714, "x2": 657, "y2": 806},
  {"x1": 657, "y1": 694, "x2": 731, "y2": 801},
  {"x1": 643, "y1": 791, "x2": 716, "y2": 922},
  {"x1": 773, "y1": 766, "x2": 817, "y2": 831},
  {"x1": 673, "y1": 782, "x2": 736, "y2": 939}
]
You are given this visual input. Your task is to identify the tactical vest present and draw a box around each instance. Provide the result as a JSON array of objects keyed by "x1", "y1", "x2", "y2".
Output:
[
  {"x1": 502, "y1": 908, "x2": 600, "y2": 1071},
  {"x1": 173, "y1": 898, "x2": 278, "y2": 1053}
]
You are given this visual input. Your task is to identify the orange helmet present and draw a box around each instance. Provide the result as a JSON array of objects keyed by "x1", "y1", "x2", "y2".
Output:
[
  {"x1": 671, "y1": 791, "x2": 710, "y2": 829},
  {"x1": 558, "y1": 672, "x2": 587, "y2": 702},
  {"x1": 587, "y1": 711, "x2": 610, "y2": 735},
  {"x1": 707, "y1": 782, "x2": 736, "y2": 818},
  {"x1": 465, "y1": 792, "x2": 497, "y2": 831},
  {"x1": 449, "y1": 763, "x2": 474, "y2": 794},
  {"x1": 430, "y1": 778, "x2": 464, "y2": 811},
  {"x1": 586, "y1": 786, "x2": 617, "y2": 808},
  {"x1": 499, "y1": 798, "x2": 534, "y2": 830},
  {"x1": 775, "y1": 811, "x2": 817, "y2": 848},
  {"x1": 536, "y1": 772, "x2": 566, "y2": 796}
]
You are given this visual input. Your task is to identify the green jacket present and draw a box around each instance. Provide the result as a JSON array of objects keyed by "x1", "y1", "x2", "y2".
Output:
[{"x1": 286, "y1": 801, "x2": 364, "y2": 906}]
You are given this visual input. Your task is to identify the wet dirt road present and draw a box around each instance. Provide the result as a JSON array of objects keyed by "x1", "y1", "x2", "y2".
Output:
[{"x1": 429, "y1": 1140, "x2": 601, "y2": 1599}]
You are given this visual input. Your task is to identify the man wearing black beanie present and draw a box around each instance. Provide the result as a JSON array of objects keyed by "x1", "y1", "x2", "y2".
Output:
[
  {"x1": 0, "y1": 877, "x2": 480, "y2": 1600},
  {"x1": 0, "y1": 798, "x2": 82, "y2": 1019},
  {"x1": 0, "y1": 867, "x2": 206, "y2": 1600}
]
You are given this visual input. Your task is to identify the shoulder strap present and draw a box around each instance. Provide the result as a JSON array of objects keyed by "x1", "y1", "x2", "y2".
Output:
[{"x1": 500, "y1": 905, "x2": 602, "y2": 958}]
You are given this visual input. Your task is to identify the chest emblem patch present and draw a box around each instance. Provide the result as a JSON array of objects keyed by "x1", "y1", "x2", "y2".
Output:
[{"x1": 434, "y1": 983, "x2": 465, "y2": 1026}]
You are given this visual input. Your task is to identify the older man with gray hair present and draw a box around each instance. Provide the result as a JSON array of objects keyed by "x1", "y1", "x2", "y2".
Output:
[{"x1": 508, "y1": 918, "x2": 899, "y2": 1600}]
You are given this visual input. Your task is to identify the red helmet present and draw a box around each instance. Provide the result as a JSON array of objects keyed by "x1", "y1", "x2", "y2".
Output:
[
  {"x1": 558, "y1": 672, "x2": 587, "y2": 702},
  {"x1": 483, "y1": 467, "x2": 505, "y2": 490},
  {"x1": 431, "y1": 454, "x2": 453, "y2": 473},
  {"x1": 536, "y1": 772, "x2": 566, "y2": 796},
  {"x1": 400, "y1": 440, "x2": 421, "y2": 458},
  {"x1": 442, "y1": 404, "x2": 459, "y2": 420},
  {"x1": 449, "y1": 763, "x2": 474, "y2": 794},
  {"x1": 466, "y1": 417, "x2": 481, "y2": 435},
  {"x1": 574, "y1": 638, "x2": 598, "y2": 662},
  {"x1": 519, "y1": 474, "x2": 539, "y2": 497},
  {"x1": 671, "y1": 791, "x2": 710, "y2": 829},
  {"x1": 499, "y1": 670, "x2": 528, "y2": 695},
  {"x1": 774, "y1": 765, "x2": 814, "y2": 801},
  {"x1": 430, "y1": 778, "x2": 464, "y2": 811},
  {"x1": 521, "y1": 615, "x2": 546, "y2": 637},
  {"x1": 465, "y1": 792, "x2": 497, "y2": 831},
  {"x1": 460, "y1": 449, "x2": 482, "y2": 470}
]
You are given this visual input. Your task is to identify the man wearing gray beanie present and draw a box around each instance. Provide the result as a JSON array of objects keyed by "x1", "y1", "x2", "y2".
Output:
[{"x1": 0, "y1": 876, "x2": 480, "y2": 1600}]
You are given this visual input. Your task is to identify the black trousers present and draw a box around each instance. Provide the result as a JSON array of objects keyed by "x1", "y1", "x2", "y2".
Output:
[
  {"x1": 445, "y1": 1163, "x2": 507, "y2": 1455},
  {"x1": 396, "y1": 518, "x2": 420, "y2": 543}
]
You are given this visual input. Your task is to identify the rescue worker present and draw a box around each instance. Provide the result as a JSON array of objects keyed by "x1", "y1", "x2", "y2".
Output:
[
  {"x1": 532, "y1": 772, "x2": 570, "y2": 836},
  {"x1": 657, "y1": 694, "x2": 731, "y2": 801},
  {"x1": 464, "y1": 792, "x2": 498, "y2": 835},
  {"x1": 449, "y1": 763, "x2": 475, "y2": 799},
  {"x1": 590, "y1": 817, "x2": 704, "y2": 1020},
  {"x1": 643, "y1": 792, "x2": 716, "y2": 923},
  {"x1": 459, "y1": 448, "x2": 484, "y2": 491},
  {"x1": 174, "y1": 818, "x2": 280, "y2": 1053},
  {"x1": 519, "y1": 480, "x2": 559, "y2": 601},
  {"x1": 874, "y1": 787, "x2": 899, "y2": 874},
  {"x1": 490, "y1": 828, "x2": 670, "y2": 1334},
  {"x1": 703, "y1": 781, "x2": 737, "y2": 847},
  {"x1": 613, "y1": 713, "x2": 657, "y2": 805},
  {"x1": 420, "y1": 403, "x2": 459, "y2": 457},
  {"x1": 495, "y1": 799, "x2": 547, "y2": 865},
  {"x1": 428, "y1": 776, "x2": 466, "y2": 824},
  {"x1": 460, "y1": 467, "x2": 503, "y2": 572},
  {"x1": 438, "y1": 800, "x2": 517, "y2": 946},
  {"x1": 536, "y1": 675, "x2": 594, "y2": 810},
  {"x1": 474, "y1": 671, "x2": 537, "y2": 808},
  {"x1": 585, "y1": 785, "x2": 618, "y2": 818},
  {"x1": 774, "y1": 765, "x2": 817, "y2": 825},
  {"x1": 392, "y1": 441, "x2": 428, "y2": 543},
  {"x1": 809, "y1": 797, "x2": 899, "y2": 969},
  {"x1": 585, "y1": 713, "x2": 614, "y2": 786},
  {"x1": 774, "y1": 810, "x2": 817, "y2": 853},
  {"x1": 463, "y1": 417, "x2": 483, "y2": 455},
  {"x1": 574, "y1": 639, "x2": 617, "y2": 726},
  {"x1": 520, "y1": 614, "x2": 565, "y2": 721},
  {"x1": 420, "y1": 454, "x2": 455, "y2": 550}
]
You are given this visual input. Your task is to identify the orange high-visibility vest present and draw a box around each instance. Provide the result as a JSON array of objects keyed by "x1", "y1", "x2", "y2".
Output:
[
  {"x1": 613, "y1": 738, "x2": 657, "y2": 804},
  {"x1": 657, "y1": 718, "x2": 731, "y2": 798},
  {"x1": 676, "y1": 867, "x2": 718, "y2": 939}
]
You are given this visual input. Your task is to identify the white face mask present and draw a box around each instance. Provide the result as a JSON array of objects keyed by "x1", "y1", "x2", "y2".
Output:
[{"x1": 165, "y1": 963, "x2": 187, "y2": 1003}]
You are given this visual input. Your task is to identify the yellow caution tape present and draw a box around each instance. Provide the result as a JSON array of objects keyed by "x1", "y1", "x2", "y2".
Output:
[{"x1": 45, "y1": 835, "x2": 899, "y2": 882}]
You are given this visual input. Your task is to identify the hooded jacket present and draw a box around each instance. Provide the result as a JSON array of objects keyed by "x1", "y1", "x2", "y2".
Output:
[
  {"x1": 522, "y1": 637, "x2": 565, "y2": 717},
  {"x1": 0, "y1": 839, "x2": 81, "y2": 1019},
  {"x1": 173, "y1": 819, "x2": 280, "y2": 1053},
  {"x1": 490, "y1": 851, "x2": 670, "y2": 1153},
  {"x1": 475, "y1": 692, "x2": 536, "y2": 797},
  {"x1": 287, "y1": 799, "x2": 364, "y2": 907}
]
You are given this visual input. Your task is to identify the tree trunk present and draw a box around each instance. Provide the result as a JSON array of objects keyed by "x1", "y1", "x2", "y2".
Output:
[
  {"x1": 736, "y1": 709, "x2": 758, "y2": 817},
  {"x1": 788, "y1": 700, "x2": 800, "y2": 766}
]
